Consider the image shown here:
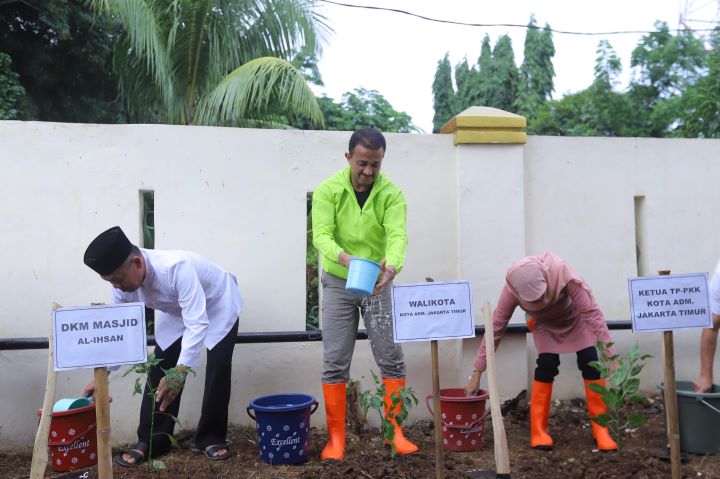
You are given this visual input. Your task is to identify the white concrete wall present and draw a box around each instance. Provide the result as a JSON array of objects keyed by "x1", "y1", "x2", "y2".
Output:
[{"x1": 1, "y1": 120, "x2": 719, "y2": 449}]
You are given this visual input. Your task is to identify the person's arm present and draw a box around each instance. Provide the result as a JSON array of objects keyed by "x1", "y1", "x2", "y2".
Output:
[
  {"x1": 565, "y1": 281, "x2": 616, "y2": 358},
  {"x1": 155, "y1": 261, "x2": 207, "y2": 411},
  {"x1": 694, "y1": 313, "x2": 720, "y2": 392},
  {"x1": 374, "y1": 191, "x2": 407, "y2": 293},
  {"x1": 464, "y1": 285, "x2": 517, "y2": 395},
  {"x1": 382, "y1": 190, "x2": 408, "y2": 274},
  {"x1": 311, "y1": 187, "x2": 346, "y2": 267}
]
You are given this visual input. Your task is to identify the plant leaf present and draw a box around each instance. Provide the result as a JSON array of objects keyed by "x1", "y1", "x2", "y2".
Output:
[{"x1": 627, "y1": 413, "x2": 647, "y2": 427}]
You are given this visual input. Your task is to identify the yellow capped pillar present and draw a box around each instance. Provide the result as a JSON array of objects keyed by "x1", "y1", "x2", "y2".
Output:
[{"x1": 440, "y1": 106, "x2": 527, "y2": 145}]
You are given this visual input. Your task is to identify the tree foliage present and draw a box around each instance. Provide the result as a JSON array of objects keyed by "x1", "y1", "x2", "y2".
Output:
[
  {"x1": 530, "y1": 40, "x2": 632, "y2": 136},
  {"x1": 515, "y1": 17, "x2": 555, "y2": 119},
  {"x1": 0, "y1": 0, "x2": 126, "y2": 122},
  {"x1": 432, "y1": 53, "x2": 455, "y2": 133},
  {"x1": 86, "y1": 0, "x2": 330, "y2": 127},
  {"x1": 679, "y1": 27, "x2": 720, "y2": 137},
  {"x1": 0, "y1": 52, "x2": 25, "y2": 120},
  {"x1": 624, "y1": 21, "x2": 707, "y2": 137},
  {"x1": 311, "y1": 88, "x2": 418, "y2": 133},
  {"x1": 433, "y1": 18, "x2": 719, "y2": 139},
  {"x1": 485, "y1": 35, "x2": 519, "y2": 112}
]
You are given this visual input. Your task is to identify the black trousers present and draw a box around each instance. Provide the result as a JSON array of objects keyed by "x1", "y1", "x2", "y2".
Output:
[
  {"x1": 136, "y1": 319, "x2": 239, "y2": 454},
  {"x1": 534, "y1": 346, "x2": 601, "y2": 383}
]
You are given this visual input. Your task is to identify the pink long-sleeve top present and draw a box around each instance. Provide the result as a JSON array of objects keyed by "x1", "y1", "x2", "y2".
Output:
[{"x1": 473, "y1": 281, "x2": 614, "y2": 371}]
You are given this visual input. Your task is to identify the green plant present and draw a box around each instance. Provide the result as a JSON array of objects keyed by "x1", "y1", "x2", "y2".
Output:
[
  {"x1": 306, "y1": 192, "x2": 319, "y2": 330},
  {"x1": 124, "y1": 354, "x2": 194, "y2": 471},
  {"x1": 359, "y1": 371, "x2": 418, "y2": 457},
  {"x1": 588, "y1": 341, "x2": 653, "y2": 450}
]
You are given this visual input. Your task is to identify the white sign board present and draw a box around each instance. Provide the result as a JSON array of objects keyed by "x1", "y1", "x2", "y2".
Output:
[
  {"x1": 392, "y1": 281, "x2": 475, "y2": 342},
  {"x1": 53, "y1": 303, "x2": 147, "y2": 371},
  {"x1": 628, "y1": 273, "x2": 712, "y2": 332}
]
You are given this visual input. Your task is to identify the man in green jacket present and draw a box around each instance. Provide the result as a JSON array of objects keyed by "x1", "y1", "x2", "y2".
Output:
[{"x1": 312, "y1": 127, "x2": 417, "y2": 460}]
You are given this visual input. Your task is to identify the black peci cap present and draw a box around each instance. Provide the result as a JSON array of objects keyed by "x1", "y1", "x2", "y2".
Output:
[{"x1": 83, "y1": 226, "x2": 134, "y2": 275}]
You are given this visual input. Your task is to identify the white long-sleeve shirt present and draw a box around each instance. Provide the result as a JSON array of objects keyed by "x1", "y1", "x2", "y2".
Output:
[
  {"x1": 710, "y1": 260, "x2": 720, "y2": 315},
  {"x1": 112, "y1": 249, "x2": 243, "y2": 368}
]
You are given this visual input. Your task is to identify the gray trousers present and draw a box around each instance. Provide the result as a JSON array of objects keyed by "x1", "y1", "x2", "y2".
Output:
[{"x1": 321, "y1": 271, "x2": 406, "y2": 383}]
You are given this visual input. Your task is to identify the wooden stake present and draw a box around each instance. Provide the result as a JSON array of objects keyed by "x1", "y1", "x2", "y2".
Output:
[
  {"x1": 431, "y1": 339, "x2": 444, "y2": 479},
  {"x1": 659, "y1": 268, "x2": 681, "y2": 479},
  {"x1": 94, "y1": 367, "x2": 113, "y2": 479},
  {"x1": 30, "y1": 303, "x2": 61, "y2": 479},
  {"x1": 483, "y1": 301, "x2": 511, "y2": 477}
]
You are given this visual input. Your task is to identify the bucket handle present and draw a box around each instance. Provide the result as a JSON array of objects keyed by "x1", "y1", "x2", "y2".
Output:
[
  {"x1": 425, "y1": 394, "x2": 489, "y2": 428},
  {"x1": 698, "y1": 398, "x2": 720, "y2": 416},
  {"x1": 247, "y1": 401, "x2": 318, "y2": 422}
]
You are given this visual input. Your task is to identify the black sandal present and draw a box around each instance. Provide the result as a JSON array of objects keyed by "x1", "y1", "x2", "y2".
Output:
[
  {"x1": 116, "y1": 443, "x2": 148, "y2": 467},
  {"x1": 193, "y1": 444, "x2": 231, "y2": 461}
]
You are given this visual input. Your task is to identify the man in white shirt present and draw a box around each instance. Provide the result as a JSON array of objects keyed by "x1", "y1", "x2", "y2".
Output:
[
  {"x1": 82, "y1": 226, "x2": 243, "y2": 466},
  {"x1": 694, "y1": 259, "x2": 720, "y2": 392}
]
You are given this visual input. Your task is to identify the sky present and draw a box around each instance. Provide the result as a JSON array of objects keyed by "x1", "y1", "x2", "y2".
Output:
[{"x1": 311, "y1": 0, "x2": 719, "y2": 133}]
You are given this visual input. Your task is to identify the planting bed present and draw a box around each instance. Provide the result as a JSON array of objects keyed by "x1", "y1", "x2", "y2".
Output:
[{"x1": 2, "y1": 392, "x2": 719, "y2": 479}]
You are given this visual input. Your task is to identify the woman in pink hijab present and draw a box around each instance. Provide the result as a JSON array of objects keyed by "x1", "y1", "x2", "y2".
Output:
[{"x1": 464, "y1": 251, "x2": 617, "y2": 451}]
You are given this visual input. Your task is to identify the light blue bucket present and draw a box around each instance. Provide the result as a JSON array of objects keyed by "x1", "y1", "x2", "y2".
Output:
[
  {"x1": 52, "y1": 397, "x2": 92, "y2": 413},
  {"x1": 345, "y1": 258, "x2": 381, "y2": 296}
]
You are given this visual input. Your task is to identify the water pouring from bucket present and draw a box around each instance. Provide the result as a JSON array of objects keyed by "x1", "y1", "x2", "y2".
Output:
[{"x1": 345, "y1": 258, "x2": 381, "y2": 296}]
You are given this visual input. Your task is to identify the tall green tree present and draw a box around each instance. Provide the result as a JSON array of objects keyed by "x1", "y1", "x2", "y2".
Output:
[
  {"x1": 454, "y1": 57, "x2": 479, "y2": 112},
  {"x1": 0, "y1": 0, "x2": 125, "y2": 122},
  {"x1": 531, "y1": 40, "x2": 630, "y2": 136},
  {"x1": 515, "y1": 16, "x2": 555, "y2": 119},
  {"x1": 679, "y1": 27, "x2": 720, "y2": 137},
  {"x1": 432, "y1": 53, "x2": 455, "y2": 132},
  {"x1": 626, "y1": 21, "x2": 707, "y2": 136},
  {"x1": 474, "y1": 34, "x2": 494, "y2": 107},
  {"x1": 87, "y1": 0, "x2": 329, "y2": 127},
  {"x1": 485, "y1": 35, "x2": 519, "y2": 112}
]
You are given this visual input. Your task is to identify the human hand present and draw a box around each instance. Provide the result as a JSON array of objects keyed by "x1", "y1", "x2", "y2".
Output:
[
  {"x1": 156, "y1": 366, "x2": 187, "y2": 411},
  {"x1": 693, "y1": 374, "x2": 713, "y2": 393},
  {"x1": 338, "y1": 251, "x2": 352, "y2": 269},
  {"x1": 81, "y1": 380, "x2": 96, "y2": 399},
  {"x1": 373, "y1": 260, "x2": 395, "y2": 295},
  {"x1": 608, "y1": 359, "x2": 620, "y2": 373},
  {"x1": 464, "y1": 369, "x2": 482, "y2": 397}
]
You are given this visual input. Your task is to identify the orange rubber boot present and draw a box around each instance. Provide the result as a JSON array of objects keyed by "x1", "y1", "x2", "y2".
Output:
[
  {"x1": 530, "y1": 380, "x2": 554, "y2": 450},
  {"x1": 584, "y1": 379, "x2": 618, "y2": 451},
  {"x1": 382, "y1": 378, "x2": 419, "y2": 454},
  {"x1": 321, "y1": 382, "x2": 347, "y2": 460}
]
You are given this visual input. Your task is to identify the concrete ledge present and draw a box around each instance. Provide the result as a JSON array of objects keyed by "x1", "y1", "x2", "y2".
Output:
[{"x1": 441, "y1": 106, "x2": 527, "y2": 144}]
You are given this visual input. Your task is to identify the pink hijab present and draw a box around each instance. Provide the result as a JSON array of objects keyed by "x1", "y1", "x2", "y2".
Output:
[{"x1": 505, "y1": 251, "x2": 588, "y2": 312}]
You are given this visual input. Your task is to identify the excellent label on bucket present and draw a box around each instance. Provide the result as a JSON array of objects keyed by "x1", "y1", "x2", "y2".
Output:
[
  {"x1": 392, "y1": 281, "x2": 474, "y2": 342},
  {"x1": 53, "y1": 302, "x2": 147, "y2": 370},
  {"x1": 628, "y1": 273, "x2": 712, "y2": 332}
]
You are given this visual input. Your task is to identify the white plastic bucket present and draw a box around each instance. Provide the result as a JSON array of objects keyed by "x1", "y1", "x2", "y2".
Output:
[{"x1": 345, "y1": 258, "x2": 381, "y2": 296}]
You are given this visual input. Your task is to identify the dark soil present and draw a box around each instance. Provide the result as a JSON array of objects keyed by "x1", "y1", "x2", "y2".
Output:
[{"x1": 3, "y1": 393, "x2": 718, "y2": 479}]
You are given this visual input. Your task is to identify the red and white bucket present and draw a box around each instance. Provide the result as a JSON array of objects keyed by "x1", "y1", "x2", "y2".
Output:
[
  {"x1": 37, "y1": 403, "x2": 98, "y2": 471},
  {"x1": 426, "y1": 387, "x2": 489, "y2": 452}
]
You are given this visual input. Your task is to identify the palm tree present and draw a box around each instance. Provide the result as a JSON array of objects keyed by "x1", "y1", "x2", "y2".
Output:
[{"x1": 87, "y1": 0, "x2": 329, "y2": 127}]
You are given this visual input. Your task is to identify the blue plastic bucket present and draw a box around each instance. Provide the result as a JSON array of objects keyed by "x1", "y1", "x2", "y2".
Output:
[
  {"x1": 345, "y1": 258, "x2": 381, "y2": 296},
  {"x1": 247, "y1": 394, "x2": 318, "y2": 465}
]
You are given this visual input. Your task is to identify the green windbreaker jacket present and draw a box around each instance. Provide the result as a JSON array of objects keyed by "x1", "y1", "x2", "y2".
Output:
[{"x1": 311, "y1": 167, "x2": 408, "y2": 280}]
